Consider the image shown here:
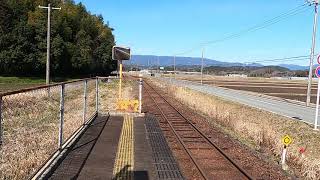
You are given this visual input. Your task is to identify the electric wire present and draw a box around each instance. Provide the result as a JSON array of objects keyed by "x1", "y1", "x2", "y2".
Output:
[
  {"x1": 199, "y1": 54, "x2": 315, "y2": 65},
  {"x1": 174, "y1": 3, "x2": 310, "y2": 56}
]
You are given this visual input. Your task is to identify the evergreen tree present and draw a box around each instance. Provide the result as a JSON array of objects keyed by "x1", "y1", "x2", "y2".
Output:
[{"x1": 0, "y1": 0, "x2": 116, "y2": 77}]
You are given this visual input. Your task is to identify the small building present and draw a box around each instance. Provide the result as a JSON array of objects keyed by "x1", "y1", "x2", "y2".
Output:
[{"x1": 226, "y1": 74, "x2": 248, "y2": 78}]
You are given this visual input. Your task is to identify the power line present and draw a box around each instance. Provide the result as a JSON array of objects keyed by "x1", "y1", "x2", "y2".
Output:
[
  {"x1": 205, "y1": 7, "x2": 309, "y2": 45},
  {"x1": 243, "y1": 55, "x2": 310, "y2": 64},
  {"x1": 244, "y1": 58, "x2": 309, "y2": 64},
  {"x1": 306, "y1": 0, "x2": 319, "y2": 106},
  {"x1": 198, "y1": 55, "x2": 315, "y2": 65},
  {"x1": 175, "y1": 3, "x2": 310, "y2": 56}
]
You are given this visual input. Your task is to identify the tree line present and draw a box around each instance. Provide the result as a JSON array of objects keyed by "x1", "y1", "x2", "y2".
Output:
[{"x1": 0, "y1": 0, "x2": 116, "y2": 78}]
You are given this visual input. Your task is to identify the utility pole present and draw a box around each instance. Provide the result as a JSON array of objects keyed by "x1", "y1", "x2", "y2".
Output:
[
  {"x1": 174, "y1": 56, "x2": 176, "y2": 79},
  {"x1": 307, "y1": 0, "x2": 318, "y2": 106},
  {"x1": 130, "y1": 59, "x2": 133, "y2": 71},
  {"x1": 201, "y1": 48, "x2": 204, "y2": 85},
  {"x1": 157, "y1": 56, "x2": 160, "y2": 73},
  {"x1": 39, "y1": 4, "x2": 61, "y2": 86}
]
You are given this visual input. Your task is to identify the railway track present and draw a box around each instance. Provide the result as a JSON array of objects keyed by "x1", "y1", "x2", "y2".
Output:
[{"x1": 143, "y1": 80, "x2": 254, "y2": 180}]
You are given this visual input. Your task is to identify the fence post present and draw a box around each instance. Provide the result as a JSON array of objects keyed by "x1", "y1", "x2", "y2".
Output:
[
  {"x1": 83, "y1": 80, "x2": 88, "y2": 125},
  {"x1": 0, "y1": 96, "x2": 2, "y2": 145},
  {"x1": 95, "y1": 77, "x2": 99, "y2": 114},
  {"x1": 139, "y1": 78, "x2": 143, "y2": 114},
  {"x1": 58, "y1": 84, "x2": 65, "y2": 149},
  {"x1": 47, "y1": 87, "x2": 51, "y2": 97}
]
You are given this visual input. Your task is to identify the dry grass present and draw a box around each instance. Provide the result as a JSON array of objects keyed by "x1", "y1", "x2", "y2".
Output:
[
  {"x1": 0, "y1": 81, "x2": 97, "y2": 179},
  {"x1": 99, "y1": 79, "x2": 139, "y2": 113},
  {"x1": 0, "y1": 88, "x2": 60, "y2": 179},
  {"x1": 149, "y1": 78, "x2": 320, "y2": 179},
  {"x1": 0, "y1": 78, "x2": 140, "y2": 179},
  {"x1": 63, "y1": 80, "x2": 97, "y2": 141}
]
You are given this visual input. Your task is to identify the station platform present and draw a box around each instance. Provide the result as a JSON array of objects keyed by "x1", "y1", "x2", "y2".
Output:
[{"x1": 47, "y1": 114, "x2": 184, "y2": 180}]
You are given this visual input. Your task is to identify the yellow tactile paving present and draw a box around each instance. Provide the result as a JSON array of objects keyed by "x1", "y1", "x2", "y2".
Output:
[{"x1": 112, "y1": 115, "x2": 134, "y2": 180}]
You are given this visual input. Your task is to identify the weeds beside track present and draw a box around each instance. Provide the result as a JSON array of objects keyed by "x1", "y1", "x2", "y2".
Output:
[{"x1": 143, "y1": 80, "x2": 253, "y2": 180}]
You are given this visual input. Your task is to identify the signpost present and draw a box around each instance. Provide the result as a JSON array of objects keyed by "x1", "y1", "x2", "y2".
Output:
[
  {"x1": 112, "y1": 46, "x2": 143, "y2": 114},
  {"x1": 281, "y1": 135, "x2": 292, "y2": 169},
  {"x1": 282, "y1": 135, "x2": 292, "y2": 146},
  {"x1": 112, "y1": 46, "x2": 131, "y2": 61},
  {"x1": 314, "y1": 65, "x2": 320, "y2": 130},
  {"x1": 112, "y1": 46, "x2": 131, "y2": 99}
]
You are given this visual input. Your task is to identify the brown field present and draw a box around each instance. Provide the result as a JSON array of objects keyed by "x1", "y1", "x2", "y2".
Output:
[{"x1": 177, "y1": 75, "x2": 319, "y2": 104}]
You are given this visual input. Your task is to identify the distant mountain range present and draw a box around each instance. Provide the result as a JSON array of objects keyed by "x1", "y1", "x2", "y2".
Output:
[
  {"x1": 278, "y1": 64, "x2": 308, "y2": 71},
  {"x1": 126, "y1": 55, "x2": 309, "y2": 71}
]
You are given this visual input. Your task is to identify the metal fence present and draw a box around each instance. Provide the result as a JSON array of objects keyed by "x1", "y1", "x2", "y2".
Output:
[{"x1": 0, "y1": 77, "x2": 103, "y2": 179}]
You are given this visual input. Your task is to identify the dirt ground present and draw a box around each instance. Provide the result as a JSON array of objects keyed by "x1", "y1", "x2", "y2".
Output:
[{"x1": 176, "y1": 75, "x2": 318, "y2": 104}]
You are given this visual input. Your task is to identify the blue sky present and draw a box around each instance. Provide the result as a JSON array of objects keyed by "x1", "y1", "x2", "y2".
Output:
[{"x1": 75, "y1": 0, "x2": 317, "y2": 65}]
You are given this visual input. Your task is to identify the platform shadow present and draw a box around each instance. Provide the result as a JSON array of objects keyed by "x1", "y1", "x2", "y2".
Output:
[
  {"x1": 47, "y1": 116, "x2": 110, "y2": 179},
  {"x1": 112, "y1": 165, "x2": 149, "y2": 180}
]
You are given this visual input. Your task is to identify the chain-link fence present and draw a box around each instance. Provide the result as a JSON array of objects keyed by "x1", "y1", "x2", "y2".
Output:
[
  {"x1": 0, "y1": 78, "x2": 101, "y2": 179},
  {"x1": 0, "y1": 76, "x2": 142, "y2": 179}
]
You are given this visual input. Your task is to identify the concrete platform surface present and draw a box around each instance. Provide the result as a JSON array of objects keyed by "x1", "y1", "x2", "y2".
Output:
[{"x1": 46, "y1": 114, "x2": 183, "y2": 180}]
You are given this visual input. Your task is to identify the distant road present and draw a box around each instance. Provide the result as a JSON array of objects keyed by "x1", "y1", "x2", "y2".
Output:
[{"x1": 161, "y1": 77, "x2": 317, "y2": 127}]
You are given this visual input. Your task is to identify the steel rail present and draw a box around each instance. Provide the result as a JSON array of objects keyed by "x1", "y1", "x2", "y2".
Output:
[
  {"x1": 144, "y1": 80, "x2": 254, "y2": 180},
  {"x1": 144, "y1": 83, "x2": 209, "y2": 180}
]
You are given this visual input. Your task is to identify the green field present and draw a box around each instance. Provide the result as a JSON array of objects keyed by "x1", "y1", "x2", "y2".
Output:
[
  {"x1": 0, "y1": 77, "x2": 46, "y2": 93},
  {"x1": 0, "y1": 77, "x2": 84, "y2": 93}
]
